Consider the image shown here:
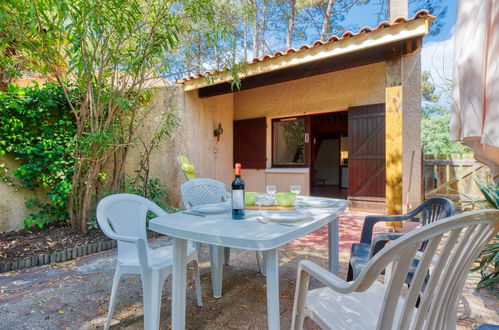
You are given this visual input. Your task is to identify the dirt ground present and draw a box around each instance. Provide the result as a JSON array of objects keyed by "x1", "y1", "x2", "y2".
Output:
[
  {"x1": 0, "y1": 212, "x2": 497, "y2": 329},
  {"x1": 0, "y1": 226, "x2": 107, "y2": 263}
]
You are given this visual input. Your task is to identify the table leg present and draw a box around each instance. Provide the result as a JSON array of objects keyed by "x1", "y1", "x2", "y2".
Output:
[
  {"x1": 263, "y1": 249, "x2": 280, "y2": 330},
  {"x1": 172, "y1": 238, "x2": 187, "y2": 330},
  {"x1": 209, "y1": 245, "x2": 224, "y2": 298},
  {"x1": 224, "y1": 247, "x2": 231, "y2": 265},
  {"x1": 328, "y1": 218, "x2": 339, "y2": 275}
]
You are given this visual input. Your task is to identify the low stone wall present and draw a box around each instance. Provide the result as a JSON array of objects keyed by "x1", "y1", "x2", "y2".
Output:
[
  {"x1": 0, "y1": 239, "x2": 116, "y2": 273},
  {"x1": 0, "y1": 231, "x2": 161, "y2": 274}
]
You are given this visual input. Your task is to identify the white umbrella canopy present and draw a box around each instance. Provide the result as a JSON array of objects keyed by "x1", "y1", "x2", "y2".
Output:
[{"x1": 451, "y1": 0, "x2": 499, "y2": 182}]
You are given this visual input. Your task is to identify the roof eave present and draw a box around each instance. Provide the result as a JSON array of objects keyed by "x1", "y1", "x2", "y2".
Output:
[{"x1": 181, "y1": 16, "x2": 432, "y2": 92}]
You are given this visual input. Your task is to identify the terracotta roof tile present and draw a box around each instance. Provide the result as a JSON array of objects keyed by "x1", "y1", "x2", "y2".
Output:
[
  {"x1": 178, "y1": 9, "x2": 432, "y2": 83},
  {"x1": 359, "y1": 27, "x2": 373, "y2": 34},
  {"x1": 327, "y1": 35, "x2": 340, "y2": 42},
  {"x1": 376, "y1": 21, "x2": 391, "y2": 29},
  {"x1": 394, "y1": 17, "x2": 407, "y2": 23},
  {"x1": 415, "y1": 9, "x2": 429, "y2": 18},
  {"x1": 341, "y1": 31, "x2": 355, "y2": 38}
]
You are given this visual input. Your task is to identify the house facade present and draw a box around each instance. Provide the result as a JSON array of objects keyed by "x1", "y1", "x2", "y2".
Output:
[
  {"x1": 158, "y1": 10, "x2": 434, "y2": 214},
  {"x1": 0, "y1": 10, "x2": 433, "y2": 232}
]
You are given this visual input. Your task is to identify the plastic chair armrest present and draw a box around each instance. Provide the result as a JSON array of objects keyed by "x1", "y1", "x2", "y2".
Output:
[
  {"x1": 299, "y1": 260, "x2": 356, "y2": 294},
  {"x1": 370, "y1": 233, "x2": 405, "y2": 257},
  {"x1": 136, "y1": 238, "x2": 149, "y2": 269},
  {"x1": 359, "y1": 214, "x2": 415, "y2": 245},
  {"x1": 106, "y1": 232, "x2": 139, "y2": 244}
]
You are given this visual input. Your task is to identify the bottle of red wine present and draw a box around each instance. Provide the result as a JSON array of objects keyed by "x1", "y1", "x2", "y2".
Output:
[{"x1": 231, "y1": 163, "x2": 245, "y2": 219}]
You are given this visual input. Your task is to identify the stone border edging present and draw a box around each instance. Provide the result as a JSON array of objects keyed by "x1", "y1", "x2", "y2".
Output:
[{"x1": 0, "y1": 231, "x2": 161, "y2": 274}]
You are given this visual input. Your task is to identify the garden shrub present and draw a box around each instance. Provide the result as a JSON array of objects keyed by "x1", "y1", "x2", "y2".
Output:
[
  {"x1": 472, "y1": 179, "x2": 499, "y2": 292},
  {"x1": 0, "y1": 83, "x2": 77, "y2": 229}
]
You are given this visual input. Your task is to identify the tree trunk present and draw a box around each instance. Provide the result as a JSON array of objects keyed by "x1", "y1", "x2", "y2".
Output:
[
  {"x1": 196, "y1": 34, "x2": 202, "y2": 74},
  {"x1": 215, "y1": 43, "x2": 220, "y2": 70},
  {"x1": 243, "y1": 22, "x2": 248, "y2": 61},
  {"x1": 252, "y1": 0, "x2": 259, "y2": 58},
  {"x1": 286, "y1": 0, "x2": 296, "y2": 49},
  {"x1": 79, "y1": 161, "x2": 101, "y2": 233},
  {"x1": 260, "y1": 0, "x2": 267, "y2": 55},
  {"x1": 321, "y1": 0, "x2": 336, "y2": 41}
]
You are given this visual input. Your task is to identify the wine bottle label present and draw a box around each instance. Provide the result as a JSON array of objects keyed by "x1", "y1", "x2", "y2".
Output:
[{"x1": 232, "y1": 190, "x2": 244, "y2": 209}]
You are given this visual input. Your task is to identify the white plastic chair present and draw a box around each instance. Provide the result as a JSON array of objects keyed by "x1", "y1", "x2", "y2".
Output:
[
  {"x1": 180, "y1": 178, "x2": 263, "y2": 273},
  {"x1": 291, "y1": 209, "x2": 499, "y2": 330},
  {"x1": 97, "y1": 194, "x2": 202, "y2": 330}
]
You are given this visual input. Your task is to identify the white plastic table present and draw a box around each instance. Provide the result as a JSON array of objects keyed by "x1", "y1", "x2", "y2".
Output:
[{"x1": 149, "y1": 198, "x2": 347, "y2": 330}]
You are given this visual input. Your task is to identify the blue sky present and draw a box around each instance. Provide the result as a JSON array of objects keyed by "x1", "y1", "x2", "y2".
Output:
[{"x1": 344, "y1": 0, "x2": 456, "y2": 42}]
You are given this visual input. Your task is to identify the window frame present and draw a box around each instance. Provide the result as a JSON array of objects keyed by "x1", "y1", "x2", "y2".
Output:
[{"x1": 271, "y1": 115, "x2": 311, "y2": 168}]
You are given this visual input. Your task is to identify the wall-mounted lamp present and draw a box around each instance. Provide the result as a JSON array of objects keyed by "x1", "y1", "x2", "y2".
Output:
[{"x1": 214, "y1": 122, "x2": 224, "y2": 142}]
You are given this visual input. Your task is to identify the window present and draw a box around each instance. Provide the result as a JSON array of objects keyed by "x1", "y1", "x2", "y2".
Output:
[{"x1": 272, "y1": 117, "x2": 309, "y2": 167}]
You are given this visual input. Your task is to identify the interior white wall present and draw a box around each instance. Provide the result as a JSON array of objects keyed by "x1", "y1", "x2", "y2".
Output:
[{"x1": 314, "y1": 139, "x2": 340, "y2": 185}]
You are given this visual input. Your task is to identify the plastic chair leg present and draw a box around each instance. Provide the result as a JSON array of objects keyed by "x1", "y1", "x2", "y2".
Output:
[
  {"x1": 193, "y1": 259, "x2": 203, "y2": 306},
  {"x1": 256, "y1": 252, "x2": 265, "y2": 275},
  {"x1": 105, "y1": 266, "x2": 123, "y2": 330},
  {"x1": 141, "y1": 269, "x2": 165, "y2": 330},
  {"x1": 347, "y1": 262, "x2": 354, "y2": 281},
  {"x1": 224, "y1": 247, "x2": 230, "y2": 265},
  {"x1": 195, "y1": 242, "x2": 202, "y2": 256}
]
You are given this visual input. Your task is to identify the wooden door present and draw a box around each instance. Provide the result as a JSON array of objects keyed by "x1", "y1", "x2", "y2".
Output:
[{"x1": 348, "y1": 104, "x2": 386, "y2": 210}]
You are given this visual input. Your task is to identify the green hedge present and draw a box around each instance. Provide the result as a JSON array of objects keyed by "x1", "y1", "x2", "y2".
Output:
[{"x1": 0, "y1": 83, "x2": 77, "y2": 229}]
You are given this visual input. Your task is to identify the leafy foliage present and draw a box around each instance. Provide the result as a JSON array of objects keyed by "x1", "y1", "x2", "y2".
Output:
[
  {"x1": 476, "y1": 178, "x2": 499, "y2": 209},
  {"x1": 0, "y1": 0, "x2": 225, "y2": 232},
  {"x1": 421, "y1": 71, "x2": 440, "y2": 103},
  {"x1": 471, "y1": 179, "x2": 499, "y2": 291},
  {"x1": 421, "y1": 112, "x2": 470, "y2": 155},
  {"x1": 421, "y1": 71, "x2": 470, "y2": 155},
  {"x1": 124, "y1": 176, "x2": 176, "y2": 213},
  {"x1": 0, "y1": 83, "x2": 77, "y2": 229},
  {"x1": 471, "y1": 235, "x2": 499, "y2": 292}
]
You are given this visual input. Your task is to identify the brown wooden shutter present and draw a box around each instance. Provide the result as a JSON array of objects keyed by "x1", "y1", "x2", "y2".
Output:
[
  {"x1": 348, "y1": 104, "x2": 386, "y2": 199},
  {"x1": 233, "y1": 117, "x2": 266, "y2": 169}
]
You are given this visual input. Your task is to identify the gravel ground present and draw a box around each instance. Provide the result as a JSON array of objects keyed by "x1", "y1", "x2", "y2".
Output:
[{"x1": 0, "y1": 216, "x2": 497, "y2": 329}]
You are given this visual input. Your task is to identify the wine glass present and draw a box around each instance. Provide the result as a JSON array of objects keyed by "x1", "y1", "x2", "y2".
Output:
[
  {"x1": 224, "y1": 184, "x2": 232, "y2": 202},
  {"x1": 290, "y1": 185, "x2": 301, "y2": 195},
  {"x1": 255, "y1": 194, "x2": 266, "y2": 215},
  {"x1": 266, "y1": 185, "x2": 276, "y2": 195}
]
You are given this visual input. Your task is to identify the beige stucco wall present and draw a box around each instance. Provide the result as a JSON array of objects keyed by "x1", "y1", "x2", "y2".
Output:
[
  {"x1": 0, "y1": 157, "x2": 48, "y2": 232},
  {"x1": 124, "y1": 87, "x2": 234, "y2": 208},
  {"x1": 233, "y1": 62, "x2": 386, "y2": 121}
]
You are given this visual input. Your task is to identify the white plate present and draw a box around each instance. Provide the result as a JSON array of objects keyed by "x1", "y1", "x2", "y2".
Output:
[
  {"x1": 190, "y1": 204, "x2": 227, "y2": 214},
  {"x1": 299, "y1": 198, "x2": 337, "y2": 208},
  {"x1": 260, "y1": 210, "x2": 311, "y2": 222}
]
